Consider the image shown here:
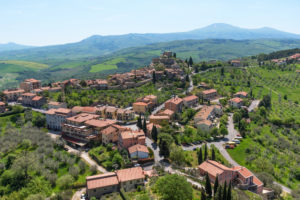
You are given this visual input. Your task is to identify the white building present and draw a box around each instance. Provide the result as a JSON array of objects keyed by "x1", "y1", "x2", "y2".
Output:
[
  {"x1": 46, "y1": 108, "x2": 73, "y2": 130},
  {"x1": 128, "y1": 144, "x2": 149, "y2": 159}
]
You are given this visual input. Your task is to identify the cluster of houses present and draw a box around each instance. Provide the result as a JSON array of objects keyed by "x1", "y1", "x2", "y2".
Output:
[
  {"x1": 194, "y1": 105, "x2": 223, "y2": 131},
  {"x1": 2, "y1": 78, "x2": 61, "y2": 108},
  {"x1": 229, "y1": 91, "x2": 249, "y2": 108},
  {"x1": 86, "y1": 167, "x2": 148, "y2": 198},
  {"x1": 199, "y1": 160, "x2": 263, "y2": 194},
  {"x1": 271, "y1": 53, "x2": 300, "y2": 65}
]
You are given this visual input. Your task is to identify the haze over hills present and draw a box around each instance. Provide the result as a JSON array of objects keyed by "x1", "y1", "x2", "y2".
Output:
[
  {"x1": 0, "y1": 42, "x2": 34, "y2": 52},
  {"x1": 1, "y1": 23, "x2": 300, "y2": 61}
]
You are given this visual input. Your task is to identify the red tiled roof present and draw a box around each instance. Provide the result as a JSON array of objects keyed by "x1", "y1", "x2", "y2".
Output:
[
  {"x1": 116, "y1": 167, "x2": 145, "y2": 182},
  {"x1": 235, "y1": 91, "x2": 248, "y2": 97},
  {"x1": 67, "y1": 113, "x2": 99, "y2": 123},
  {"x1": 0, "y1": 102, "x2": 5, "y2": 106},
  {"x1": 166, "y1": 97, "x2": 183, "y2": 105},
  {"x1": 86, "y1": 172, "x2": 119, "y2": 189},
  {"x1": 32, "y1": 96, "x2": 43, "y2": 101},
  {"x1": 120, "y1": 130, "x2": 144, "y2": 140},
  {"x1": 183, "y1": 95, "x2": 199, "y2": 102},
  {"x1": 202, "y1": 89, "x2": 217, "y2": 95},
  {"x1": 133, "y1": 102, "x2": 148, "y2": 106},
  {"x1": 22, "y1": 93, "x2": 36, "y2": 97},
  {"x1": 85, "y1": 119, "x2": 116, "y2": 128},
  {"x1": 253, "y1": 176, "x2": 263, "y2": 186},
  {"x1": 198, "y1": 160, "x2": 232, "y2": 178},
  {"x1": 128, "y1": 144, "x2": 149, "y2": 154},
  {"x1": 3, "y1": 89, "x2": 24, "y2": 94},
  {"x1": 230, "y1": 97, "x2": 243, "y2": 103},
  {"x1": 101, "y1": 126, "x2": 118, "y2": 135}
]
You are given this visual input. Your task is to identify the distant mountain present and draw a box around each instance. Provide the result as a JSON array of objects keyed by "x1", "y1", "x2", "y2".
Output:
[
  {"x1": 1, "y1": 23, "x2": 300, "y2": 61},
  {"x1": 0, "y1": 42, "x2": 33, "y2": 52}
]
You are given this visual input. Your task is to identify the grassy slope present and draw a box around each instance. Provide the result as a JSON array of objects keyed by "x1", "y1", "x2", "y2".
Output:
[{"x1": 89, "y1": 58, "x2": 125, "y2": 72}]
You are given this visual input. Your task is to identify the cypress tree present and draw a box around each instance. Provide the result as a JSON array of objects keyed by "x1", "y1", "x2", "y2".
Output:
[
  {"x1": 152, "y1": 71, "x2": 156, "y2": 84},
  {"x1": 201, "y1": 189, "x2": 207, "y2": 200},
  {"x1": 226, "y1": 181, "x2": 231, "y2": 200},
  {"x1": 204, "y1": 144, "x2": 208, "y2": 160},
  {"x1": 198, "y1": 148, "x2": 203, "y2": 164},
  {"x1": 160, "y1": 140, "x2": 170, "y2": 157},
  {"x1": 137, "y1": 114, "x2": 142, "y2": 129},
  {"x1": 142, "y1": 117, "x2": 147, "y2": 134},
  {"x1": 186, "y1": 74, "x2": 190, "y2": 82},
  {"x1": 205, "y1": 173, "x2": 212, "y2": 198},
  {"x1": 212, "y1": 147, "x2": 216, "y2": 160},
  {"x1": 214, "y1": 175, "x2": 219, "y2": 195},
  {"x1": 217, "y1": 185, "x2": 222, "y2": 200},
  {"x1": 222, "y1": 182, "x2": 227, "y2": 200},
  {"x1": 173, "y1": 52, "x2": 176, "y2": 58},
  {"x1": 189, "y1": 56, "x2": 193, "y2": 66},
  {"x1": 151, "y1": 125, "x2": 158, "y2": 143}
]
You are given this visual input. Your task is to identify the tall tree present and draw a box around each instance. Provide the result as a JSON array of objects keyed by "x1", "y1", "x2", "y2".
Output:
[
  {"x1": 152, "y1": 71, "x2": 156, "y2": 84},
  {"x1": 221, "y1": 67, "x2": 224, "y2": 76},
  {"x1": 214, "y1": 175, "x2": 219, "y2": 195},
  {"x1": 188, "y1": 56, "x2": 193, "y2": 66},
  {"x1": 226, "y1": 181, "x2": 231, "y2": 200},
  {"x1": 204, "y1": 144, "x2": 208, "y2": 160},
  {"x1": 222, "y1": 182, "x2": 227, "y2": 200},
  {"x1": 151, "y1": 125, "x2": 158, "y2": 143},
  {"x1": 137, "y1": 114, "x2": 142, "y2": 129},
  {"x1": 173, "y1": 52, "x2": 177, "y2": 58},
  {"x1": 205, "y1": 173, "x2": 212, "y2": 198},
  {"x1": 186, "y1": 74, "x2": 190, "y2": 82},
  {"x1": 198, "y1": 148, "x2": 203, "y2": 164},
  {"x1": 201, "y1": 189, "x2": 207, "y2": 200},
  {"x1": 142, "y1": 117, "x2": 147, "y2": 134},
  {"x1": 211, "y1": 148, "x2": 216, "y2": 160},
  {"x1": 217, "y1": 185, "x2": 222, "y2": 200},
  {"x1": 161, "y1": 141, "x2": 170, "y2": 158}
]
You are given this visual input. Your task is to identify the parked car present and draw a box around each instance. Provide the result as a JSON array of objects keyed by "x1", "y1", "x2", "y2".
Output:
[
  {"x1": 235, "y1": 136, "x2": 243, "y2": 140},
  {"x1": 232, "y1": 139, "x2": 240, "y2": 144}
]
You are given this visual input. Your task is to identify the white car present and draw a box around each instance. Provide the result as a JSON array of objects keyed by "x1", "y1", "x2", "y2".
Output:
[{"x1": 232, "y1": 139, "x2": 240, "y2": 144}]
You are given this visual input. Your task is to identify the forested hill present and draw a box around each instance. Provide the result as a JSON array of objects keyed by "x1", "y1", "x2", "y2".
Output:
[{"x1": 1, "y1": 23, "x2": 300, "y2": 61}]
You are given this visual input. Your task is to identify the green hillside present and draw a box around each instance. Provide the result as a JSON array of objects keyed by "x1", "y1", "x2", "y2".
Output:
[{"x1": 1, "y1": 39, "x2": 300, "y2": 90}]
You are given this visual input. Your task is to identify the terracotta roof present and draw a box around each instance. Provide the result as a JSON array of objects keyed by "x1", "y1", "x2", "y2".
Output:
[
  {"x1": 202, "y1": 89, "x2": 217, "y2": 95},
  {"x1": 149, "y1": 115, "x2": 170, "y2": 120},
  {"x1": 32, "y1": 96, "x2": 43, "y2": 101},
  {"x1": 194, "y1": 105, "x2": 219, "y2": 121},
  {"x1": 3, "y1": 89, "x2": 24, "y2": 94},
  {"x1": 235, "y1": 91, "x2": 248, "y2": 97},
  {"x1": 0, "y1": 102, "x2": 5, "y2": 106},
  {"x1": 48, "y1": 101, "x2": 62, "y2": 106},
  {"x1": 198, "y1": 160, "x2": 232, "y2": 178},
  {"x1": 232, "y1": 166, "x2": 252, "y2": 178},
  {"x1": 105, "y1": 106, "x2": 117, "y2": 113},
  {"x1": 120, "y1": 130, "x2": 144, "y2": 140},
  {"x1": 116, "y1": 167, "x2": 145, "y2": 183},
  {"x1": 85, "y1": 119, "x2": 116, "y2": 128},
  {"x1": 253, "y1": 176, "x2": 263, "y2": 186},
  {"x1": 133, "y1": 102, "x2": 148, "y2": 106},
  {"x1": 128, "y1": 144, "x2": 149, "y2": 154},
  {"x1": 159, "y1": 109, "x2": 174, "y2": 116},
  {"x1": 86, "y1": 172, "x2": 119, "y2": 189},
  {"x1": 101, "y1": 126, "x2": 118, "y2": 135},
  {"x1": 230, "y1": 97, "x2": 243, "y2": 103},
  {"x1": 72, "y1": 106, "x2": 97, "y2": 114},
  {"x1": 67, "y1": 113, "x2": 99, "y2": 123},
  {"x1": 46, "y1": 108, "x2": 71, "y2": 115},
  {"x1": 183, "y1": 95, "x2": 199, "y2": 102},
  {"x1": 147, "y1": 123, "x2": 162, "y2": 131},
  {"x1": 166, "y1": 97, "x2": 183, "y2": 105},
  {"x1": 22, "y1": 93, "x2": 36, "y2": 97},
  {"x1": 24, "y1": 78, "x2": 40, "y2": 83}
]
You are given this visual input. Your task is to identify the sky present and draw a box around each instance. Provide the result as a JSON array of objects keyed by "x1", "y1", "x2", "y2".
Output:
[{"x1": 0, "y1": 0, "x2": 300, "y2": 46}]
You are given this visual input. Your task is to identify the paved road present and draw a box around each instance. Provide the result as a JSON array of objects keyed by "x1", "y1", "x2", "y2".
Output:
[
  {"x1": 72, "y1": 188, "x2": 86, "y2": 200},
  {"x1": 151, "y1": 103, "x2": 165, "y2": 115},
  {"x1": 248, "y1": 100, "x2": 260, "y2": 112},
  {"x1": 146, "y1": 137, "x2": 163, "y2": 163}
]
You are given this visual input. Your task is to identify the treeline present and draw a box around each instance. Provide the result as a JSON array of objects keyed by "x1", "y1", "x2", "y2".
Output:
[{"x1": 256, "y1": 48, "x2": 300, "y2": 61}]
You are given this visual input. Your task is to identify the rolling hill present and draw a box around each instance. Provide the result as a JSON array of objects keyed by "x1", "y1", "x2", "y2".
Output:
[
  {"x1": 0, "y1": 42, "x2": 34, "y2": 52},
  {"x1": 0, "y1": 23, "x2": 300, "y2": 62},
  {"x1": 1, "y1": 38, "x2": 300, "y2": 90}
]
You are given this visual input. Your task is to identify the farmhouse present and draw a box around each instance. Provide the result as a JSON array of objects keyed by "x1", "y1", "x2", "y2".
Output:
[
  {"x1": 229, "y1": 97, "x2": 243, "y2": 108},
  {"x1": 183, "y1": 95, "x2": 199, "y2": 107},
  {"x1": 165, "y1": 97, "x2": 183, "y2": 113},
  {"x1": 201, "y1": 89, "x2": 218, "y2": 100}
]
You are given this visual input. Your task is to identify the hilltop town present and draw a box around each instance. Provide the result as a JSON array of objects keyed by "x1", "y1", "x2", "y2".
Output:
[{"x1": 0, "y1": 49, "x2": 299, "y2": 200}]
